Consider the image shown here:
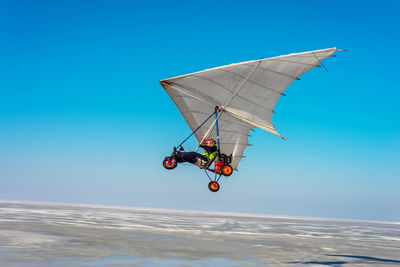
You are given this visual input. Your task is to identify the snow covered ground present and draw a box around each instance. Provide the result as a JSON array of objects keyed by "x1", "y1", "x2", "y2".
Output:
[{"x1": 0, "y1": 200, "x2": 399, "y2": 266}]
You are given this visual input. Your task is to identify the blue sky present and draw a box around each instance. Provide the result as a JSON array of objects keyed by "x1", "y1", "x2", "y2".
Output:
[{"x1": 0, "y1": 0, "x2": 399, "y2": 221}]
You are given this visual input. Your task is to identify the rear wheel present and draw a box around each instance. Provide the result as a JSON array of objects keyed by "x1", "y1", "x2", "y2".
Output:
[
  {"x1": 162, "y1": 157, "x2": 177, "y2": 170},
  {"x1": 208, "y1": 181, "x2": 220, "y2": 192},
  {"x1": 219, "y1": 153, "x2": 232, "y2": 165},
  {"x1": 222, "y1": 165, "x2": 233, "y2": 176}
]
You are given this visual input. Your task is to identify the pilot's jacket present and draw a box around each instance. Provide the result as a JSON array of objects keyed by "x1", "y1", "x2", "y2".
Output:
[{"x1": 201, "y1": 144, "x2": 218, "y2": 161}]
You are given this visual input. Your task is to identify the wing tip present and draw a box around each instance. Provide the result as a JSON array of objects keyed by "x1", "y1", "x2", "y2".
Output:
[{"x1": 160, "y1": 80, "x2": 171, "y2": 89}]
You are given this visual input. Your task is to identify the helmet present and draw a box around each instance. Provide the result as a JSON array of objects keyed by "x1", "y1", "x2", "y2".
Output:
[{"x1": 201, "y1": 139, "x2": 216, "y2": 147}]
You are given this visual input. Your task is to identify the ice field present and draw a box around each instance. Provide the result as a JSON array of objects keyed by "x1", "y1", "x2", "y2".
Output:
[{"x1": 0, "y1": 201, "x2": 399, "y2": 266}]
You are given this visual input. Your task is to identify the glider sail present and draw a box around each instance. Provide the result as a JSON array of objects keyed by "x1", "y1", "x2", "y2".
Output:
[{"x1": 161, "y1": 48, "x2": 337, "y2": 170}]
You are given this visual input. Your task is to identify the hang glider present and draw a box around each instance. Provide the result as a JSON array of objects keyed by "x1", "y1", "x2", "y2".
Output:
[{"x1": 161, "y1": 48, "x2": 338, "y2": 191}]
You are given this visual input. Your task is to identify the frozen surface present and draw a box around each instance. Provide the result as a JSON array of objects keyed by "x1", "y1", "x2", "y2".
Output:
[{"x1": 0, "y1": 201, "x2": 399, "y2": 266}]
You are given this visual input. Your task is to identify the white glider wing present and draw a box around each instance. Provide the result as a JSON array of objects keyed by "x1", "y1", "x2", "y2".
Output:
[{"x1": 161, "y1": 48, "x2": 337, "y2": 169}]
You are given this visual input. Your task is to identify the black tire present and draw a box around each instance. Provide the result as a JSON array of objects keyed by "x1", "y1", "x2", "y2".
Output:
[
  {"x1": 162, "y1": 157, "x2": 177, "y2": 170},
  {"x1": 208, "y1": 181, "x2": 220, "y2": 192},
  {"x1": 222, "y1": 165, "x2": 233, "y2": 177},
  {"x1": 220, "y1": 153, "x2": 232, "y2": 165}
]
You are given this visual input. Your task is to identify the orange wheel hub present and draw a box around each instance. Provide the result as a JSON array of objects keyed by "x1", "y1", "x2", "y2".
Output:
[
  {"x1": 222, "y1": 165, "x2": 233, "y2": 176},
  {"x1": 208, "y1": 181, "x2": 220, "y2": 192}
]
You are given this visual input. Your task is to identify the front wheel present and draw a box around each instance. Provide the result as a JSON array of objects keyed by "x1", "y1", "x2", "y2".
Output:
[
  {"x1": 208, "y1": 181, "x2": 220, "y2": 192},
  {"x1": 222, "y1": 165, "x2": 233, "y2": 176},
  {"x1": 163, "y1": 157, "x2": 177, "y2": 170}
]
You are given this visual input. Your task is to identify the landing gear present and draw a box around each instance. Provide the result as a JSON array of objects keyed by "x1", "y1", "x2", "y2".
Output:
[
  {"x1": 206, "y1": 164, "x2": 224, "y2": 192},
  {"x1": 215, "y1": 153, "x2": 232, "y2": 177},
  {"x1": 162, "y1": 157, "x2": 177, "y2": 170},
  {"x1": 222, "y1": 165, "x2": 233, "y2": 176},
  {"x1": 208, "y1": 181, "x2": 220, "y2": 192}
]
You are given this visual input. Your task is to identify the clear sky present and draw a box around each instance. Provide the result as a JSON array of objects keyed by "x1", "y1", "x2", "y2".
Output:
[{"x1": 0, "y1": 0, "x2": 399, "y2": 221}]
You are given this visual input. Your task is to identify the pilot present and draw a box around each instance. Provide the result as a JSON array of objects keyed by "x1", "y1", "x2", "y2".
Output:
[{"x1": 173, "y1": 139, "x2": 218, "y2": 166}]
